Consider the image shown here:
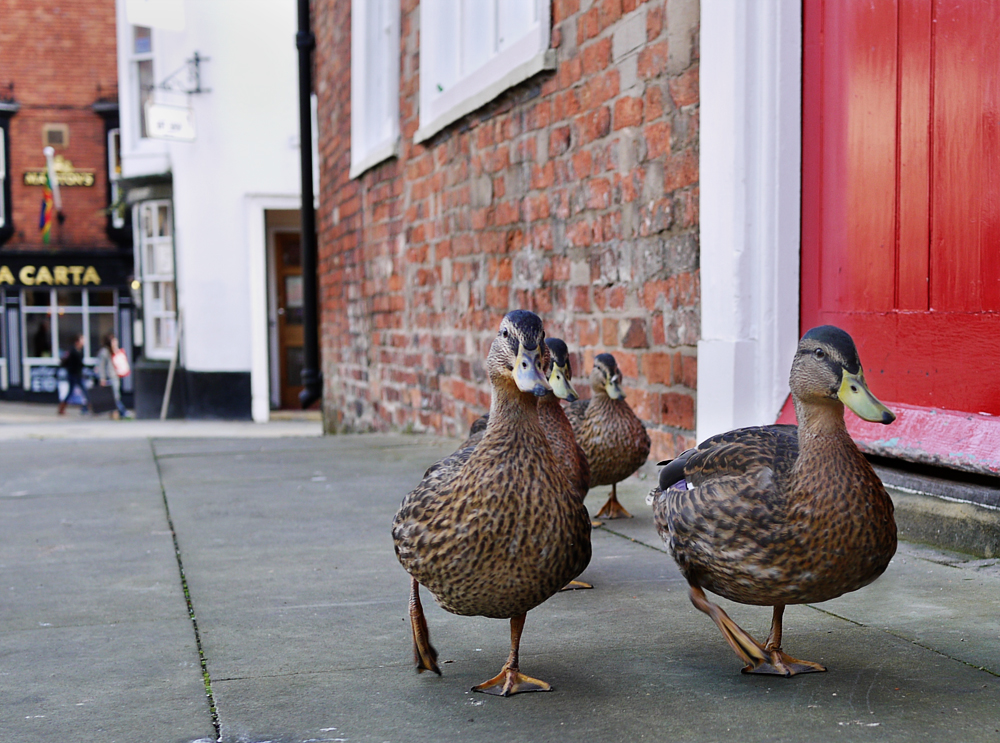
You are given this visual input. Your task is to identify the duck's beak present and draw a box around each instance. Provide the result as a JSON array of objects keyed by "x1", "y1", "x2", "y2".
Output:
[
  {"x1": 514, "y1": 344, "x2": 551, "y2": 396},
  {"x1": 605, "y1": 376, "x2": 625, "y2": 400},
  {"x1": 838, "y1": 371, "x2": 895, "y2": 424},
  {"x1": 548, "y1": 362, "x2": 579, "y2": 402}
]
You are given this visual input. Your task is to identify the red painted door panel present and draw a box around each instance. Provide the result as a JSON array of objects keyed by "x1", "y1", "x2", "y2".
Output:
[{"x1": 801, "y1": 0, "x2": 1000, "y2": 473}]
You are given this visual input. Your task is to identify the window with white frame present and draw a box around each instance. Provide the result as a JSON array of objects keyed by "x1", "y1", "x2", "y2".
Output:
[
  {"x1": 416, "y1": 0, "x2": 554, "y2": 143},
  {"x1": 132, "y1": 26, "x2": 154, "y2": 139},
  {"x1": 108, "y1": 128, "x2": 124, "y2": 229},
  {"x1": 350, "y1": 0, "x2": 400, "y2": 178},
  {"x1": 21, "y1": 289, "x2": 117, "y2": 362},
  {"x1": 134, "y1": 200, "x2": 177, "y2": 359},
  {"x1": 0, "y1": 126, "x2": 6, "y2": 229}
]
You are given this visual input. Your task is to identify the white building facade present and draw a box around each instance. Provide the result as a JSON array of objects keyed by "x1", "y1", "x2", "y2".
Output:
[{"x1": 114, "y1": 0, "x2": 309, "y2": 420}]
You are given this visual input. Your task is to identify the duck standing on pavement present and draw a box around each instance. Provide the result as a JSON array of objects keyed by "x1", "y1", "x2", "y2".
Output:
[
  {"x1": 650, "y1": 325, "x2": 897, "y2": 675},
  {"x1": 392, "y1": 310, "x2": 592, "y2": 696},
  {"x1": 566, "y1": 353, "x2": 651, "y2": 519}
]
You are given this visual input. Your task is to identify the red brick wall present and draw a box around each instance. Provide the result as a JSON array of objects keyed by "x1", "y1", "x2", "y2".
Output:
[
  {"x1": 0, "y1": 0, "x2": 118, "y2": 251},
  {"x1": 314, "y1": 0, "x2": 700, "y2": 462}
]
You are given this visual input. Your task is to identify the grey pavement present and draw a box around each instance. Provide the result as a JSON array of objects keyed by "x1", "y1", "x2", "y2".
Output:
[{"x1": 1, "y1": 405, "x2": 998, "y2": 742}]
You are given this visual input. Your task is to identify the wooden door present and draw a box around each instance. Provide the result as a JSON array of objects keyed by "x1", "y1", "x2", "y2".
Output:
[
  {"x1": 274, "y1": 232, "x2": 304, "y2": 409},
  {"x1": 800, "y1": 0, "x2": 1000, "y2": 472}
]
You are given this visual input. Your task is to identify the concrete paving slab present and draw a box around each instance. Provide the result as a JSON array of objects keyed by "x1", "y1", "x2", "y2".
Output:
[
  {"x1": 154, "y1": 435, "x2": 1000, "y2": 743},
  {"x1": 0, "y1": 439, "x2": 215, "y2": 743},
  {"x1": 3, "y1": 429, "x2": 999, "y2": 743},
  {"x1": 2, "y1": 621, "x2": 214, "y2": 743}
]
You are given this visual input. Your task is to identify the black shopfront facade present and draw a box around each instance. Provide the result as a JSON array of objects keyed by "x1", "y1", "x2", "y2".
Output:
[{"x1": 0, "y1": 251, "x2": 135, "y2": 404}]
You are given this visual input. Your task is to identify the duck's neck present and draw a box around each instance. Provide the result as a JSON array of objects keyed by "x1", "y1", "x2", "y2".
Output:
[
  {"x1": 587, "y1": 389, "x2": 614, "y2": 413},
  {"x1": 793, "y1": 397, "x2": 861, "y2": 466},
  {"x1": 483, "y1": 376, "x2": 543, "y2": 441}
]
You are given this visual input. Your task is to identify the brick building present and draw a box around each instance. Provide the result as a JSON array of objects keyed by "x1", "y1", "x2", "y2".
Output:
[
  {"x1": 314, "y1": 0, "x2": 703, "y2": 462},
  {"x1": 0, "y1": 0, "x2": 135, "y2": 402}
]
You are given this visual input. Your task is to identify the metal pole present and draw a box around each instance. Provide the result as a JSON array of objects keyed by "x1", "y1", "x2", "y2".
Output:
[{"x1": 296, "y1": 0, "x2": 322, "y2": 409}]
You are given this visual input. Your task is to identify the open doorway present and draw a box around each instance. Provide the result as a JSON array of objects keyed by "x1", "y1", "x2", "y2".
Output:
[{"x1": 265, "y1": 210, "x2": 303, "y2": 410}]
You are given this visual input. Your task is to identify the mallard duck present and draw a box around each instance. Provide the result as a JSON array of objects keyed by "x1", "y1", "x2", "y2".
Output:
[
  {"x1": 566, "y1": 353, "x2": 651, "y2": 519},
  {"x1": 392, "y1": 310, "x2": 592, "y2": 696},
  {"x1": 650, "y1": 325, "x2": 896, "y2": 676},
  {"x1": 461, "y1": 338, "x2": 590, "y2": 503}
]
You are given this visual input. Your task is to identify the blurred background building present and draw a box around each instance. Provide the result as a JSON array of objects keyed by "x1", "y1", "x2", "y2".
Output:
[
  {"x1": 0, "y1": 0, "x2": 134, "y2": 406},
  {"x1": 112, "y1": 0, "x2": 312, "y2": 419}
]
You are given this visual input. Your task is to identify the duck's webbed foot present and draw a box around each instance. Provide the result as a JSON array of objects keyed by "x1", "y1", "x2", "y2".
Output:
[
  {"x1": 472, "y1": 665, "x2": 552, "y2": 696},
  {"x1": 559, "y1": 579, "x2": 593, "y2": 591},
  {"x1": 594, "y1": 484, "x2": 632, "y2": 519},
  {"x1": 743, "y1": 649, "x2": 826, "y2": 676},
  {"x1": 472, "y1": 613, "x2": 553, "y2": 696},
  {"x1": 741, "y1": 603, "x2": 826, "y2": 676},
  {"x1": 409, "y1": 578, "x2": 441, "y2": 676}
]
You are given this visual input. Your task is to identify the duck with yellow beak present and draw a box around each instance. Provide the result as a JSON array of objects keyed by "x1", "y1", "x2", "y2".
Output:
[
  {"x1": 650, "y1": 325, "x2": 896, "y2": 676},
  {"x1": 566, "y1": 353, "x2": 651, "y2": 520},
  {"x1": 393, "y1": 310, "x2": 591, "y2": 695}
]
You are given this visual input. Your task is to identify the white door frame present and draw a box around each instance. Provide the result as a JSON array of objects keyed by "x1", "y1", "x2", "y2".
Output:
[
  {"x1": 697, "y1": 0, "x2": 803, "y2": 441},
  {"x1": 244, "y1": 193, "x2": 301, "y2": 423}
]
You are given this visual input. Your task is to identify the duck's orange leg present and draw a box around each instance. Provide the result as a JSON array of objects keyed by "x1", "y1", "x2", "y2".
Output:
[
  {"x1": 472, "y1": 614, "x2": 553, "y2": 696},
  {"x1": 409, "y1": 578, "x2": 440, "y2": 675},
  {"x1": 595, "y1": 483, "x2": 632, "y2": 519},
  {"x1": 751, "y1": 605, "x2": 826, "y2": 676},
  {"x1": 689, "y1": 587, "x2": 825, "y2": 676}
]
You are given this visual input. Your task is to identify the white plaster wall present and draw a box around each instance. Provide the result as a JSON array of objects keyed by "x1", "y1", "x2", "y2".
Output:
[
  {"x1": 697, "y1": 0, "x2": 802, "y2": 442},
  {"x1": 115, "y1": 0, "x2": 302, "y2": 414}
]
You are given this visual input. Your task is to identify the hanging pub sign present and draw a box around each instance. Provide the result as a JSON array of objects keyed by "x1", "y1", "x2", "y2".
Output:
[
  {"x1": 23, "y1": 155, "x2": 96, "y2": 187},
  {"x1": 0, "y1": 252, "x2": 132, "y2": 288}
]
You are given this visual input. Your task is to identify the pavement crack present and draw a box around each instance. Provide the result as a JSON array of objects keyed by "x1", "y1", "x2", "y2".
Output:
[
  {"x1": 151, "y1": 440, "x2": 222, "y2": 741},
  {"x1": 806, "y1": 604, "x2": 1000, "y2": 678}
]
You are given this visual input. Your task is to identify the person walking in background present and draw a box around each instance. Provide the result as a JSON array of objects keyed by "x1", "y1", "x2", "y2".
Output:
[
  {"x1": 95, "y1": 333, "x2": 129, "y2": 419},
  {"x1": 57, "y1": 334, "x2": 88, "y2": 415}
]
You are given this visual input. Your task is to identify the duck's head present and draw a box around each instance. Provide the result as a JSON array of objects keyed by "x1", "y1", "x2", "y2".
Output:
[
  {"x1": 790, "y1": 325, "x2": 895, "y2": 424},
  {"x1": 488, "y1": 310, "x2": 551, "y2": 396},
  {"x1": 545, "y1": 338, "x2": 579, "y2": 402},
  {"x1": 591, "y1": 353, "x2": 625, "y2": 400}
]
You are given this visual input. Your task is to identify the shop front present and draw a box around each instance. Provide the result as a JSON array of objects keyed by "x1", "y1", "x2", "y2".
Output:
[{"x1": 0, "y1": 251, "x2": 135, "y2": 403}]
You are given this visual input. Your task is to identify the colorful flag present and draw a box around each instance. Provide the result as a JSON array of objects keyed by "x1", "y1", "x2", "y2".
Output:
[{"x1": 39, "y1": 168, "x2": 54, "y2": 244}]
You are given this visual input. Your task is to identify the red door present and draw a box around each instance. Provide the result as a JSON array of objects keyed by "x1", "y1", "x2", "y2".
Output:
[{"x1": 800, "y1": 0, "x2": 1000, "y2": 473}]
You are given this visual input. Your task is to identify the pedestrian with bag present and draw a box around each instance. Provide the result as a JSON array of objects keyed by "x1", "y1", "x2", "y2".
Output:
[
  {"x1": 95, "y1": 333, "x2": 130, "y2": 419},
  {"x1": 57, "y1": 334, "x2": 89, "y2": 415}
]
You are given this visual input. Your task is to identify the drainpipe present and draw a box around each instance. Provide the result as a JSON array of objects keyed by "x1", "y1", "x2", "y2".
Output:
[{"x1": 296, "y1": 0, "x2": 322, "y2": 409}]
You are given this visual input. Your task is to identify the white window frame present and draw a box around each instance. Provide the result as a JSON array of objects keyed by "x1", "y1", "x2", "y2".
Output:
[
  {"x1": 131, "y1": 25, "x2": 155, "y2": 140},
  {"x1": 0, "y1": 127, "x2": 6, "y2": 229},
  {"x1": 350, "y1": 0, "x2": 401, "y2": 178},
  {"x1": 20, "y1": 288, "x2": 118, "y2": 389},
  {"x1": 415, "y1": 0, "x2": 555, "y2": 144},
  {"x1": 108, "y1": 127, "x2": 124, "y2": 229},
  {"x1": 133, "y1": 200, "x2": 177, "y2": 360}
]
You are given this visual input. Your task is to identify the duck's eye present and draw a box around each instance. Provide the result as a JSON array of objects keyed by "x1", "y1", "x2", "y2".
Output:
[
  {"x1": 501, "y1": 328, "x2": 509, "y2": 339},
  {"x1": 814, "y1": 348, "x2": 825, "y2": 359}
]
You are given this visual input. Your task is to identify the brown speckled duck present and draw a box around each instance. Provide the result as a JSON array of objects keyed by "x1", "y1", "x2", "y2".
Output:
[
  {"x1": 650, "y1": 325, "x2": 896, "y2": 676},
  {"x1": 566, "y1": 353, "x2": 651, "y2": 519},
  {"x1": 462, "y1": 338, "x2": 590, "y2": 503},
  {"x1": 392, "y1": 310, "x2": 592, "y2": 696}
]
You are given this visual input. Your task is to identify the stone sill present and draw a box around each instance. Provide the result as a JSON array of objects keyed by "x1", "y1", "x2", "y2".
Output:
[{"x1": 872, "y1": 460, "x2": 1000, "y2": 559}]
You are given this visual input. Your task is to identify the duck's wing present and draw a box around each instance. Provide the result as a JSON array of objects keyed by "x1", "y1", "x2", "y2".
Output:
[
  {"x1": 683, "y1": 424, "x2": 798, "y2": 488},
  {"x1": 420, "y1": 442, "x2": 475, "y2": 483},
  {"x1": 651, "y1": 424, "x2": 799, "y2": 582},
  {"x1": 393, "y1": 443, "x2": 474, "y2": 567},
  {"x1": 468, "y1": 413, "x2": 489, "y2": 436},
  {"x1": 564, "y1": 398, "x2": 590, "y2": 430}
]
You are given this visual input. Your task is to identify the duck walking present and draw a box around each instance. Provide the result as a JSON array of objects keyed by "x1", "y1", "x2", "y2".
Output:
[
  {"x1": 566, "y1": 353, "x2": 650, "y2": 519},
  {"x1": 650, "y1": 325, "x2": 896, "y2": 675},
  {"x1": 392, "y1": 311, "x2": 592, "y2": 695}
]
